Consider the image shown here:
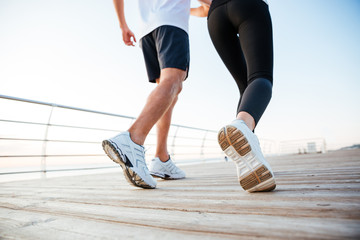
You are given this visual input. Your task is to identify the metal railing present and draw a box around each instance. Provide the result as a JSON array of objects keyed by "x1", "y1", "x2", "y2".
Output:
[
  {"x1": 0, "y1": 94, "x2": 222, "y2": 178},
  {"x1": 279, "y1": 138, "x2": 327, "y2": 155},
  {"x1": 0, "y1": 94, "x2": 327, "y2": 181}
]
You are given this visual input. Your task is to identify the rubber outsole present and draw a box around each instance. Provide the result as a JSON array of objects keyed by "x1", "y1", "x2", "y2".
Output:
[
  {"x1": 102, "y1": 140, "x2": 155, "y2": 189},
  {"x1": 218, "y1": 125, "x2": 276, "y2": 192}
]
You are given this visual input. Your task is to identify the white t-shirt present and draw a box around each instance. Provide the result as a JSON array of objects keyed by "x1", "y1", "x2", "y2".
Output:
[{"x1": 138, "y1": 0, "x2": 191, "y2": 40}]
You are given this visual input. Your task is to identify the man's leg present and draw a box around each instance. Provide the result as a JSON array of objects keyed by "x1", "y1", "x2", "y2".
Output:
[
  {"x1": 102, "y1": 68, "x2": 185, "y2": 189},
  {"x1": 103, "y1": 24, "x2": 189, "y2": 188},
  {"x1": 128, "y1": 68, "x2": 186, "y2": 146},
  {"x1": 155, "y1": 93, "x2": 178, "y2": 162},
  {"x1": 148, "y1": 73, "x2": 186, "y2": 180}
]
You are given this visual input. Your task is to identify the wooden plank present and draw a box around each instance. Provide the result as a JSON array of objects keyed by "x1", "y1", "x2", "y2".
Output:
[{"x1": 0, "y1": 149, "x2": 360, "y2": 239}]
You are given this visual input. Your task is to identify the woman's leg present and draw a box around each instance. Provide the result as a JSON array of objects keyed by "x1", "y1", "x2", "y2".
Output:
[
  {"x1": 229, "y1": 0, "x2": 274, "y2": 127},
  {"x1": 237, "y1": 78, "x2": 272, "y2": 130},
  {"x1": 207, "y1": 5, "x2": 248, "y2": 102},
  {"x1": 208, "y1": 0, "x2": 276, "y2": 192}
]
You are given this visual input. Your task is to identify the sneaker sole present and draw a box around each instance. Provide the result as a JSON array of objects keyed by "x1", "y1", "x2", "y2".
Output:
[
  {"x1": 218, "y1": 125, "x2": 276, "y2": 193},
  {"x1": 102, "y1": 140, "x2": 155, "y2": 189}
]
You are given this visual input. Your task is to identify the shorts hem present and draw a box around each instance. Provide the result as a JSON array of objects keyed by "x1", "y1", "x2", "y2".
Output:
[{"x1": 148, "y1": 66, "x2": 189, "y2": 83}]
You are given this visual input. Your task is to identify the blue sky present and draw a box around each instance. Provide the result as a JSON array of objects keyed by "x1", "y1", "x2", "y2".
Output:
[{"x1": 1, "y1": 0, "x2": 360, "y2": 150}]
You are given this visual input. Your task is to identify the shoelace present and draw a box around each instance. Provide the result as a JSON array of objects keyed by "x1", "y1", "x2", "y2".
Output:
[
  {"x1": 134, "y1": 146, "x2": 150, "y2": 171},
  {"x1": 166, "y1": 161, "x2": 179, "y2": 173}
]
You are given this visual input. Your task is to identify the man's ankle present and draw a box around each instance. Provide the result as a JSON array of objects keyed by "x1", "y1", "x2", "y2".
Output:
[
  {"x1": 156, "y1": 154, "x2": 170, "y2": 162},
  {"x1": 128, "y1": 130, "x2": 146, "y2": 146}
]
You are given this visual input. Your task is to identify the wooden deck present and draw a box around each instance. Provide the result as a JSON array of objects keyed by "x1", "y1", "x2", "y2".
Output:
[{"x1": 1, "y1": 149, "x2": 360, "y2": 239}]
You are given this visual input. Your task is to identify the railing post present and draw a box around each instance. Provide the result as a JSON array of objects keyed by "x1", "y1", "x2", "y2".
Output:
[
  {"x1": 322, "y1": 139, "x2": 327, "y2": 153},
  {"x1": 171, "y1": 126, "x2": 179, "y2": 158},
  {"x1": 41, "y1": 104, "x2": 55, "y2": 178},
  {"x1": 200, "y1": 130, "x2": 208, "y2": 159}
]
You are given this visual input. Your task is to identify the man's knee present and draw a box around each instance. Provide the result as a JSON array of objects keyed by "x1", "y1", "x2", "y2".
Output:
[
  {"x1": 166, "y1": 78, "x2": 183, "y2": 95},
  {"x1": 159, "y1": 68, "x2": 186, "y2": 94}
]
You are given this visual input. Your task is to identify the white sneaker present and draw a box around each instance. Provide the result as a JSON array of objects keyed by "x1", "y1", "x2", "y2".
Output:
[
  {"x1": 149, "y1": 157, "x2": 186, "y2": 180},
  {"x1": 218, "y1": 120, "x2": 276, "y2": 192},
  {"x1": 102, "y1": 131, "x2": 157, "y2": 189}
]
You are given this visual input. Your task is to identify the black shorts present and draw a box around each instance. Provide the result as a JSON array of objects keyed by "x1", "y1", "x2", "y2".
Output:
[{"x1": 139, "y1": 25, "x2": 190, "y2": 83}]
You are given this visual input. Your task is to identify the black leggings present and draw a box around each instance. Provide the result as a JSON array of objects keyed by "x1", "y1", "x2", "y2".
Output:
[{"x1": 207, "y1": 0, "x2": 273, "y2": 126}]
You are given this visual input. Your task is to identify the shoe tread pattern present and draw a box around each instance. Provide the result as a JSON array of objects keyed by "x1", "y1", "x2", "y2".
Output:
[
  {"x1": 218, "y1": 125, "x2": 276, "y2": 192},
  {"x1": 218, "y1": 126, "x2": 251, "y2": 156},
  {"x1": 240, "y1": 165, "x2": 274, "y2": 191},
  {"x1": 102, "y1": 140, "x2": 154, "y2": 189}
]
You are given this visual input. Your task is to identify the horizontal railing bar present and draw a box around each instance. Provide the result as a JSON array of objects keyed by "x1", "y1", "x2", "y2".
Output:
[
  {"x1": 0, "y1": 138, "x2": 220, "y2": 148},
  {"x1": 0, "y1": 166, "x2": 118, "y2": 175},
  {"x1": 0, "y1": 94, "x2": 217, "y2": 133},
  {"x1": 168, "y1": 123, "x2": 217, "y2": 133},
  {"x1": 0, "y1": 119, "x2": 218, "y2": 142},
  {"x1": 279, "y1": 138, "x2": 325, "y2": 143},
  {"x1": 0, "y1": 156, "x2": 224, "y2": 175},
  {"x1": 0, "y1": 94, "x2": 136, "y2": 120},
  {"x1": 0, "y1": 119, "x2": 124, "y2": 133},
  {"x1": 169, "y1": 152, "x2": 222, "y2": 156},
  {"x1": 0, "y1": 154, "x2": 104, "y2": 158},
  {"x1": 168, "y1": 135, "x2": 218, "y2": 141},
  {"x1": 163, "y1": 145, "x2": 220, "y2": 148},
  {"x1": 0, "y1": 138, "x2": 100, "y2": 144},
  {"x1": 1, "y1": 152, "x2": 222, "y2": 158},
  {"x1": 0, "y1": 119, "x2": 47, "y2": 126}
]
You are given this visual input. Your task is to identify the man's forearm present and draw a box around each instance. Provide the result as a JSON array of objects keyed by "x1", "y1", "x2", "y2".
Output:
[{"x1": 113, "y1": 0, "x2": 128, "y2": 29}]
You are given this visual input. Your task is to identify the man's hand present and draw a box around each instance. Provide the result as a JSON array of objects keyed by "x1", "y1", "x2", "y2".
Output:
[
  {"x1": 113, "y1": 0, "x2": 136, "y2": 46},
  {"x1": 198, "y1": 0, "x2": 211, "y2": 7},
  {"x1": 190, "y1": 2, "x2": 210, "y2": 18},
  {"x1": 121, "y1": 26, "x2": 136, "y2": 46}
]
